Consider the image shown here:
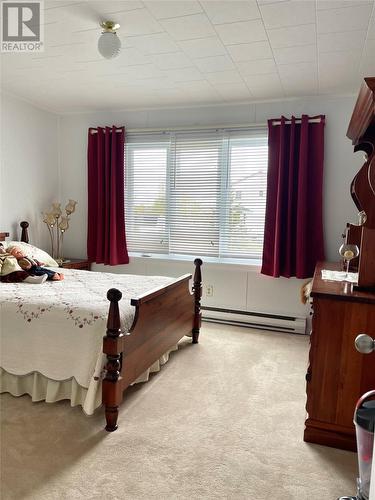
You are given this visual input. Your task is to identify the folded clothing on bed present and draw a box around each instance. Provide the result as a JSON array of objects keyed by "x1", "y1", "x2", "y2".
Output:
[{"x1": 0, "y1": 253, "x2": 23, "y2": 276}]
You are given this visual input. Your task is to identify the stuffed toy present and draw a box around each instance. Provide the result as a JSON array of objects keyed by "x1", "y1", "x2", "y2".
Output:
[{"x1": 8, "y1": 246, "x2": 64, "y2": 281}]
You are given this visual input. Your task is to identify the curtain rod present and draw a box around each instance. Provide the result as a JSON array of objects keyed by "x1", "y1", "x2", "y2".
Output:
[
  {"x1": 89, "y1": 119, "x2": 322, "y2": 133},
  {"x1": 271, "y1": 117, "x2": 323, "y2": 126},
  {"x1": 89, "y1": 123, "x2": 267, "y2": 134},
  {"x1": 89, "y1": 127, "x2": 124, "y2": 135},
  {"x1": 127, "y1": 123, "x2": 266, "y2": 133}
]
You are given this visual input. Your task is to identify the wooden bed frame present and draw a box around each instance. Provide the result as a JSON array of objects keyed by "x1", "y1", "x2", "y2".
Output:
[{"x1": 1, "y1": 222, "x2": 203, "y2": 432}]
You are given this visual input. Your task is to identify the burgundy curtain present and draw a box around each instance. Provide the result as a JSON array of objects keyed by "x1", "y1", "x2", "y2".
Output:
[
  {"x1": 87, "y1": 126, "x2": 129, "y2": 265},
  {"x1": 261, "y1": 115, "x2": 325, "y2": 279}
]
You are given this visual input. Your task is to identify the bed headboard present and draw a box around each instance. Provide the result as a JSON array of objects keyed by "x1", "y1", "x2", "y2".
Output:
[{"x1": 0, "y1": 221, "x2": 29, "y2": 244}]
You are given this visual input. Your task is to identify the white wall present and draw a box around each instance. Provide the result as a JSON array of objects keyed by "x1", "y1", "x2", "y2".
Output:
[
  {"x1": 0, "y1": 93, "x2": 59, "y2": 249},
  {"x1": 58, "y1": 94, "x2": 362, "y2": 319}
]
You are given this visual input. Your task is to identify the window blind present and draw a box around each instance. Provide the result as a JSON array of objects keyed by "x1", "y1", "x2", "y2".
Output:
[
  {"x1": 125, "y1": 134, "x2": 169, "y2": 254},
  {"x1": 125, "y1": 127, "x2": 268, "y2": 260},
  {"x1": 221, "y1": 131, "x2": 268, "y2": 259}
]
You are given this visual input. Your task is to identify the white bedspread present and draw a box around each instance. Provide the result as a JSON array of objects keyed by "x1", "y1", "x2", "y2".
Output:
[{"x1": 0, "y1": 268, "x2": 173, "y2": 393}]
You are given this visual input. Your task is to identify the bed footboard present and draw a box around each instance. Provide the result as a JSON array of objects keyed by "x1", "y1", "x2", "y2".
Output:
[
  {"x1": 102, "y1": 288, "x2": 124, "y2": 432},
  {"x1": 102, "y1": 258, "x2": 203, "y2": 432},
  {"x1": 192, "y1": 258, "x2": 202, "y2": 343}
]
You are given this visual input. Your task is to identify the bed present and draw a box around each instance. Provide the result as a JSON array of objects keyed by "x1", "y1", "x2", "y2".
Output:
[{"x1": 0, "y1": 222, "x2": 203, "y2": 431}]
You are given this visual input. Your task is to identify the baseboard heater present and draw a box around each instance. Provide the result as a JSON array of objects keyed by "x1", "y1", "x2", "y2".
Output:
[{"x1": 201, "y1": 306, "x2": 307, "y2": 335}]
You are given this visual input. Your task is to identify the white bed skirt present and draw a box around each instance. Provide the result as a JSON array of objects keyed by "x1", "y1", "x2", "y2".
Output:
[{"x1": 0, "y1": 347, "x2": 177, "y2": 415}]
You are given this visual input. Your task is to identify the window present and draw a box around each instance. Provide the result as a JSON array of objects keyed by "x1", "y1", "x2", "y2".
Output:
[{"x1": 125, "y1": 127, "x2": 268, "y2": 261}]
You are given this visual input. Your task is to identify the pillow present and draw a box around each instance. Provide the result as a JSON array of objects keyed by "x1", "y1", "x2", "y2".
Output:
[{"x1": 5, "y1": 241, "x2": 58, "y2": 267}]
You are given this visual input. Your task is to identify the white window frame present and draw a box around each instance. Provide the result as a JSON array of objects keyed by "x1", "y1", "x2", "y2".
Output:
[{"x1": 125, "y1": 127, "x2": 268, "y2": 263}]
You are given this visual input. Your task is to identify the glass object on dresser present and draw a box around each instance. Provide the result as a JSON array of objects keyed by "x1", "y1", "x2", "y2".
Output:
[{"x1": 339, "y1": 244, "x2": 360, "y2": 279}]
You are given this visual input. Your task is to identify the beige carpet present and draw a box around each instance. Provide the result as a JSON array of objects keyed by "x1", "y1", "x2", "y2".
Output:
[{"x1": 0, "y1": 323, "x2": 357, "y2": 500}]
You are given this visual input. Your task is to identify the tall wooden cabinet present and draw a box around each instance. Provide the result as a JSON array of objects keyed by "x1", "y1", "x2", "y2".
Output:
[{"x1": 304, "y1": 262, "x2": 375, "y2": 451}]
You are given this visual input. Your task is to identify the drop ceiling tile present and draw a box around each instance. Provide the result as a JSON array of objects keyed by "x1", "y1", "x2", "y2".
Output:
[
  {"x1": 368, "y1": 17, "x2": 375, "y2": 38},
  {"x1": 242, "y1": 73, "x2": 280, "y2": 87},
  {"x1": 236, "y1": 58, "x2": 277, "y2": 76},
  {"x1": 201, "y1": 1, "x2": 260, "y2": 24},
  {"x1": 130, "y1": 33, "x2": 179, "y2": 54},
  {"x1": 319, "y1": 49, "x2": 362, "y2": 68},
  {"x1": 89, "y1": 1, "x2": 144, "y2": 14},
  {"x1": 193, "y1": 55, "x2": 236, "y2": 73},
  {"x1": 250, "y1": 84, "x2": 284, "y2": 99},
  {"x1": 317, "y1": 4, "x2": 373, "y2": 33},
  {"x1": 151, "y1": 52, "x2": 192, "y2": 69},
  {"x1": 164, "y1": 67, "x2": 204, "y2": 82},
  {"x1": 150, "y1": 89, "x2": 187, "y2": 101},
  {"x1": 274, "y1": 44, "x2": 316, "y2": 64},
  {"x1": 318, "y1": 30, "x2": 367, "y2": 52},
  {"x1": 363, "y1": 37, "x2": 375, "y2": 52},
  {"x1": 117, "y1": 64, "x2": 165, "y2": 79},
  {"x1": 187, "y1": 93, "x2": 223, "y2": 104},
  {"x1": 257, "y1": 0, "x2": 288, "y2": 4},
  {"x1": 44, "y1": 3, "x2": 98, "y2": 28},
  {"x1": 319, "y1": 71, "x2": 358, "y2": 93},
  {"x1": 280, "y1": 68, "x2": 318, "y2": 84},
  {"x1": 278, "y1": 62, "x2": 318, "y2": 85},
  {"x1": 282, "y1": 75, "x2": 318, "y2": 97},
  {"x1": 131, "y1": 77, "x2": 177, "y2": 89},
  {"x1": 215, "y1": 19, "x2": 267, "y2": 45},
  {"x1": 175, "y1": 81, "x2": 223, "y2": 102},
  {"x1": 182, "y1": 87, "x2": 222, "y2": 101},
  {"x1": 259, "y1": 1, "x2": 315, "y2": 29},
  {"x1": 177, "y1": 80, "x2": 216, "y2": 93},
  {"x1": 47, "y1": 24, "x2": 98, "y2": 46},
  {"x1": 184, "y1": 96, "x2": 224, "y2": 106},
  {"x1": 65, "y1": 59, "x2": 115, "y2": 77},
  {"x1": 360, "y1": 50, "x2": 375, "y2": 75},
  {"x1": 283, "y1": 84, "x2": 318, "y2": 97},
  {"x1": 116, "y1": 47, "x2": 152, "y2": 66},
  {"x1": 62, "y1": 38, "x2": 96, "y2": 60},
  {"x1": 45, "y1": 1, "x2": 87, "y2": 8},
  {"x1": 178, "y1": 37, "x2": 226, "y2": 58},
  {"x1": 143, "y1": 1, "x2": 203, "y2": 19},
  {"x1": 206, "y1": 70, "x2": 244, "y2": 85},
  {"x1": 160, "y1": 14, "x2": 216, "y2": 41},
  {"x1": 319, "y1": 51, "x2": 361, "y2": 89},
  {"x1": 268, "y1": 24, "x2": 316, "y2": 48},
  {"x1": 361, "y1": 36, "x2": 375, "y2": 70},
  {"x1": 244, "y1": 76, "x2": 284, "y2": 98},
  {"x1": 213, "y1": 82, "x2": 253, "y2": 100},
  {"x1": 226, "y1": 41, "x2": 273, "y2": 62},
  {"x1": 316, "y1": 1, "x2": 372, "y2": 10}
]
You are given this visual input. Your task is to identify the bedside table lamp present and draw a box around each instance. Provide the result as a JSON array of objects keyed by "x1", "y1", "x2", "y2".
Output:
[{"x1": 43, "y1": 200, "x2": 77, "y2": 264}]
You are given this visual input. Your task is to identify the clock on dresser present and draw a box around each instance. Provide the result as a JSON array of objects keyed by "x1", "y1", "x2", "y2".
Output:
[{"x1": 60, "y1": 259, "x2": 91, "y2": 271}]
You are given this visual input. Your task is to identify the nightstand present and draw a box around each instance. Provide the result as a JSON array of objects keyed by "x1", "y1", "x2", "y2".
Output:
[{"x1": 60, "y1": 259, "x2": 91, "y2": 271}]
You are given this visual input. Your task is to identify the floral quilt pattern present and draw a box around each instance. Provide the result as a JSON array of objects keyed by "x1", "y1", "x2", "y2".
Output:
[{"x1": 0, "y1": 268, "x2": 173, "y2": 387}]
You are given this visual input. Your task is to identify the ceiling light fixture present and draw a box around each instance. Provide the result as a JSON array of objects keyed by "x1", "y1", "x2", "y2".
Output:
[{"x1": 98, "y1": 21, "x2": 121, "y2": 60}]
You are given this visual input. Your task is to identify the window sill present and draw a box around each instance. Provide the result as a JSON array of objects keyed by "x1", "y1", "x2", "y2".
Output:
[{"x1": 128, "y1": 252, "x2": 262, "y2": 271}]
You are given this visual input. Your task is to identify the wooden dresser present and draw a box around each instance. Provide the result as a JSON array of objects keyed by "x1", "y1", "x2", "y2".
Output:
[{"x1": 304, "y1": 261, "x2": 375, "y2": 451}]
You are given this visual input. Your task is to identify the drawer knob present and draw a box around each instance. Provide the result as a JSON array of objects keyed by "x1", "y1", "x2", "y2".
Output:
[{"x1": 355, "y1": 334, "x2": 375, "y2": 354}]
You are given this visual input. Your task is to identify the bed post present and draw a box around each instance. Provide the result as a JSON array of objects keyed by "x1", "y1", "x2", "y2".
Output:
[
  {"x1": 20, "y1": 221, "x2": 29, "y2": 243},
  {"x1": 103, "y1": 288, "x2": 123, "y2": 432},
  {"x1": 192, "y1": 258, "x2": 203, "y2": 344}
]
